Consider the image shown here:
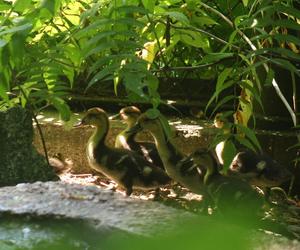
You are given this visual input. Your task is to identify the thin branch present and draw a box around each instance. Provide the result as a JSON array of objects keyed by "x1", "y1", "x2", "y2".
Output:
[{"x1": 17, "y1": 85, "x2": 50, "y2": 166}]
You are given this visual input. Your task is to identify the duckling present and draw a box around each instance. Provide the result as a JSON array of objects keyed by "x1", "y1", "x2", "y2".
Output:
[
  {"x1": 229, "y1": 150, "x2": 292, "y2": 189},
  {"x1": 75, "y1": 108, "x2": 171, "y2": 196},
  {"x1": 214, "y1": 113, "x2": 291, "y2": 189},
  {"x1": 192, "y1": 149, "x2": 264, "y2": 218},
  {"x1": 113, "y1": 106, "x2": 164, "y2": 169},
  {"x1": 128, "y1": 111, "x2": 205, "y2": 195}
]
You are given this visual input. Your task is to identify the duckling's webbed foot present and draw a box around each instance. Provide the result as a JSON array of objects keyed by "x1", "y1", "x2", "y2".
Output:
[{"x1": 121, "y1": 171, "x2": 134, "y2": 196}]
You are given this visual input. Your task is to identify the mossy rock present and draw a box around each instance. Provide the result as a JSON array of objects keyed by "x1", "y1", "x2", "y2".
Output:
[{"x1": 0, "y1": 106, "x2": 58, "y2": 186}]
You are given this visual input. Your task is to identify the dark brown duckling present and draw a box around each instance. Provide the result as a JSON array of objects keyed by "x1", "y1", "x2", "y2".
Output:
[
  {"x1": 192, "y1": 149, "x2": 264, "y2": 218},
  {"x1": 113, "y1": 106, "x2": 164, "y2": 169},
  {"x1": 75, "y1": 107, "x2": 171, "y2": 196}
]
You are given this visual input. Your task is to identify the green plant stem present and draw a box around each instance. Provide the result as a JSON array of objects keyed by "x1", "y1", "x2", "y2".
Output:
[{"x1": 17, "y1": 85, "x2": 50, "y2": 166}]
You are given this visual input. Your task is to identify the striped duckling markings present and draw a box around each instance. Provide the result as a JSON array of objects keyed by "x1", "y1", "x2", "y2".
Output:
[{"x1": 75, "y1": 108, "x2": 171, "y2": 196}]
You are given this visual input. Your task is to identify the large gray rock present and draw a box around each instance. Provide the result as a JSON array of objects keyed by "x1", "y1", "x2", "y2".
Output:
[
  {"x1": 0, "y1": 181, "x2": 195, "y2": 236},
  {"x1": 0, "y1": 106, "x2": 57, "y2": 186},
  {"x1": 0, "y1": 182, "x2": 298, "y2": 250}
]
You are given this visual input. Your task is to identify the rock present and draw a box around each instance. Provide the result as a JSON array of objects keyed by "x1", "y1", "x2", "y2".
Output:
[
  {"x1": 0, "y1": 181, "x2": 299, "y2": 250},
  {"x1": 0, "y1": 106, "x2": 57, "y2": 186},
  {"x1": 0, "y1": 181, "x2": 195, "y2": 236}
]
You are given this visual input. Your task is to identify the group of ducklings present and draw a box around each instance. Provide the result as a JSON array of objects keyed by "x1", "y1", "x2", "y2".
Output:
[{"x1": 75, "y1": 106, "x2": 291, "y2": 217}]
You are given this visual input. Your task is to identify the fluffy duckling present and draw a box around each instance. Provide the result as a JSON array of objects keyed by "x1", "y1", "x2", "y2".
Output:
[
  {"x1": 113, "y1": 106, "x2": 164, "y2": 169},
  {"x1": 229, "y1": 150, "x2": 291, "y2": 188},
  {"x1": 128, "y1": 111, "x2": 205, "y2": 195},
  {"x1": 192, "y1": 149, "x2": 264, "y2": 218},
  {"x1": 214, "y1": 113, "x2": 291, "y2": 189},
  {"x1": 75, "y1": 108, "x2": 171, "y2": 196}
]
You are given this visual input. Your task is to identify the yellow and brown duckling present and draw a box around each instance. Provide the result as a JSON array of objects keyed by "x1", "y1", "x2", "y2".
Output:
[
  {"x1": 128, "y1": 110, "x2": 205, "y2": 195},
  {"x1": 192, "y1": 149, "x2": 264, "y2": 218},
  {"x1": 113, "y1": 106, "x2": 164, "y2": 169},
  {"x1": 75, "y1": 108, "x2": 171, "y2": 196}
]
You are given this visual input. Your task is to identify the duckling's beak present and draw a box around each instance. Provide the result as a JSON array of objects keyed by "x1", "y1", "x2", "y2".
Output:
[
  {"x1": 109, "y1": 113, "x2": 120, "y2": 120},
  {"x1": 126, "y1": 123, "x2": 142, "y2": 134}
]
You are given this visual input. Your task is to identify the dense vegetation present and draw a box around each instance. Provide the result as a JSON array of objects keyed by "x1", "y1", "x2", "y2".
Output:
[{"x1": 0, "y1": 0, "x2": 299, "y2": 167}]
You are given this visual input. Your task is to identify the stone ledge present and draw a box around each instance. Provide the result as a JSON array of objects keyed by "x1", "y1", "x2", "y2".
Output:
[{"x1": 0, "y1": 181, "x2": 195, "y2": 236}]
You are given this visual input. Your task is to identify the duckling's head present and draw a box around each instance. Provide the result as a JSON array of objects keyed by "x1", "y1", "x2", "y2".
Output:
[
  {"x1": 214, "y1": 113, "x2": 226, "y2": 129},
  {"x1": 76, "y1": 108, "x2": 108, "y2": 127},
  {"x1": 134, "y1": 112, "x2": 163, "y2": 134},
  {"x1": 119, "y1": 106, "x2": 141, "y2": 125}
]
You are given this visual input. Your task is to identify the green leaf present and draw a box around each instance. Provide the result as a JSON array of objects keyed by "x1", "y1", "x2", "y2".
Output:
[
  {"x1": 0, "y1": 80, "x2": 8, "y2": 101},
  {"x1": 235, "y1": 136, "x2": 257, "y2": 153},
  {"x1": 145, "y1": 108, "x2": 160, "y2": 119},
  {"x1": 242, "y1": 0, "x2": 248, "y2": 7},
  {"x1": 209, "y1": 133, "x2": 231, "y2": 151},
  {"x1": 265, "y1": 68, "x2": 274, "y2": 86},
  {"x1": 142, "y1": 0, "x2": 155, "y2": 13},
  {"x1": 205, "y1": 80, "x2": 235, "y2": 113},
  {"x1": 86, "y1": 65, "x2": 118, "y2": 90},
  {"x1": 239, "y1": 80, "x2": 263, "y2": 109},
  {"x1": 216, "y1": 68, "x2": 232, "y2": 94},
  {"x1": 179, "y1": 30, "x2": 209, "y2": 49},
  {"x1": 86, "y1": 31, "x2": 117, "y2": 47},
  {"x1": 50, "y1": 96, "x2": 71, "y2": 121},
  {"x1": 144, "y1": 74, "x2": 159, "y2": 93},
  {"x1": 191, "y1": 15, "x2": 218, "y2": 26},
  {"x1": 211, "y1": 95, "x2": 236, "y2": 116},
  {"x1": 84, "y1": 42, "x2": 115, "y2": 58},
  {"x1": 257, "y1": 18, "x2": 300, "y2": 31},
  {"x1": 222, "y1": 140, "x2": 237, "y2": 171},
  {"x1": 0, "y1": 39, "x2": 7, "y2": 48},
  {"x1": 40, "y1": 0, "x2": 60, "y2": 16},
  {"x1": 248, "y1": 48, "x2": 300, "y2": 61},
  {"x1": 252, "y1": 34, "x2": 300, "y2": 48},
  {"x1": 159, "y1": 114, "x2": 173, "y2": 141},
  {"x1": 271, "y1": 58, "x2": 300, "y2": 78},
  {"x1": 201, "y1": 53, "x2": 234, "y2": 64},
  {"x1": 75, "y1": 19, "x2": 112, "y2": 39},
  {"x1": 0, "y1": 23, "x2": 32, "y2": 36},
  {"x1": 0, "y1": 2, "x2": 11, "y2": 11},
  {"x1": 13, "y1": 0, "x2": 32, "y2": 12},
  {"x1": 115, "y1": 5, "x2": 148, "y2": 15},
  {"x1": 235, "y1": 124, "x2": 262, "y2": 152},
  {"x1": 163, "y1": 11, "x2": 189, "y2": 24}
]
